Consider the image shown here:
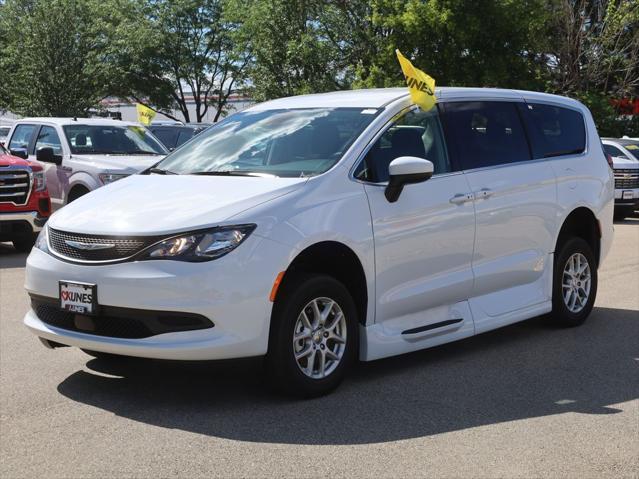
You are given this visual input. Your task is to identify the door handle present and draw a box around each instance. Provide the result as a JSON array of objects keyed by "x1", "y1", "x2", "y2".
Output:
[
  {"x1": 476, "y1": 188, "x2": 493, "y2": 199},
  {"x1": 60, "y1": 166, "x2": 72, "y2": 173},
  {"x1": 449, "y1": 193, "x2": 473, "y2": 205}
]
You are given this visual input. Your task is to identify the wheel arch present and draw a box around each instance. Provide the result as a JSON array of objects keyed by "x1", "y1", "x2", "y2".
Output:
[
  {"x1": 275, "y1": 241, "x2": 369, "y2": 327},
  {"x1": 555, "y1": 207, "x2": 601, "y2": 267}
]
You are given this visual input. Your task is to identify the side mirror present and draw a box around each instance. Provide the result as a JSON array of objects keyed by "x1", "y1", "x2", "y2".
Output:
[
  {"x1": 10, "y1": 148, "x2": 28, "y2": 160},
  {"x1": 385, "y1": 156, "x2": 434, "y2": 203},
  {"x1": 36, "y1": 147, "x2": 62, "y2": 165}
]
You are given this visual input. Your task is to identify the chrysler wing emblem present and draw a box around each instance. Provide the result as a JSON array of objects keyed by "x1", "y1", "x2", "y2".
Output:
[{"x1": 64, "y1": 240, "x2": 115, "y2": 251}]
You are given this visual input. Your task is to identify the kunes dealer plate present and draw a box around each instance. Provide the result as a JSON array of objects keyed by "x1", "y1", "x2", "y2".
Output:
[{"x1": 59, "y1": 281, "x2": 97, "y2": 315}]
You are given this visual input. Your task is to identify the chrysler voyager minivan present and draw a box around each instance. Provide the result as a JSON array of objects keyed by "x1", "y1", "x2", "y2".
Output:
[{"x1": 24, "y1": 88, "x2": 614, "y2": 396}]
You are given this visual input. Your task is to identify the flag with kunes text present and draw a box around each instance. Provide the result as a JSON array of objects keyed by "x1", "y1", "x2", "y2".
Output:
[{"x1": 396, "y1": 49, "x2": 436, "y2": 111}]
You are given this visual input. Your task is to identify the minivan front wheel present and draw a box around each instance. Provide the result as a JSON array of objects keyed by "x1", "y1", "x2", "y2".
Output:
[
  {"x1": 551, "y1": 237, "x2": 597, "y2": 327},
  {"x1": 267, "y1": 274, "x2": 357, "y2": 397}
]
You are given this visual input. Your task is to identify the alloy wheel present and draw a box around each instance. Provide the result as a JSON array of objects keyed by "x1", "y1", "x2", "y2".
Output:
[
  {"x1": 562, "y1": 252, "x2": 592, "y2": 313},
  {"x1": 293, "y1": 297, "x2": 347, "y2": 379}
]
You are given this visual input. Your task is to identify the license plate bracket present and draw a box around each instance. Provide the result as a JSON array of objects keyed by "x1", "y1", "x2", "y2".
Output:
[{"x1": 59, "y1": 281, "x2": 98, "y2": 315}]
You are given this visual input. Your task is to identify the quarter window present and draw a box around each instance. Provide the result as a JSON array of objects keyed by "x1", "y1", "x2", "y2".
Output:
[
  {"x1": 444, "y1": 101, "x2": 531, "y2": 170},
  {"x1": 34, "y1": 126, "x2": 63, "y2": 155},
  {"x1": 8, "y1": 124, "x2": 36, "y2": 151},
  {"x1": 355, "y1": 107, "x2": 450, "y2": 182},
  {"x1": 523, "y1": 103, "x2": 586, "y2": 158}
]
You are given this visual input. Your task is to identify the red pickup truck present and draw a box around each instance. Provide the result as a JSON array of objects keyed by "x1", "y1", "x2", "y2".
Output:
[{"x1": 0, "y1": 143, "x2": 51, "y2": 251}]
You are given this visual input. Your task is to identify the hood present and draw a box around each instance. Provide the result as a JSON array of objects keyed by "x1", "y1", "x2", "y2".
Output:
[
  {"x1": 49, "y1": 174, "x2": 307, "y2": 235},
  {"x1": 70, "y1": 154, "x2": 164, "y2": 173},
  {"x1": 612, "y1": 156, "x2": 639, "y2": 169},
  {"x1": 0, "y1": 153, "x2": 31, "y2": 168}
]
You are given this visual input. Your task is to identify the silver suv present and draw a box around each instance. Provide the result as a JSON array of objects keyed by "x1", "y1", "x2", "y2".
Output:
[{"x1": 6, "y1": 118, "x2": 167, "y2": 210}]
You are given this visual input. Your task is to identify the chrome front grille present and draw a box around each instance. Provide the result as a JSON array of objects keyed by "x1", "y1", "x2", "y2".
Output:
[
  {"x1": 48, "y1": 228, "x2": 161, "y2": 262},
  {"x1": 614, "y1": 168, "x2": 639, "y2": 189},
  {"x1": 0, "y1": 168, "x2": 31, "y2": 205}
]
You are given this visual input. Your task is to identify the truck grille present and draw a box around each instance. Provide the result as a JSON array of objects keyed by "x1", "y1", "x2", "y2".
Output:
[
  {"x1": 0, "y1": 168, "x2": 31, "y2": 205},
  {"x1": 48, "y1": 228, "x2": 161, "y2": 262},
  {"x1": 614, "y1": 169, "x2": 639, "y2": 189}
]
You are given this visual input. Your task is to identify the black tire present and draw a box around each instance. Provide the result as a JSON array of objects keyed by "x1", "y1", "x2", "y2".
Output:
[
  {"x1": 550, "y1": 237, "x2": 598, "y2": 327},
  {"x1": 266, "y1": 274, "x2": 358, "y2": 398},
  {"x1": 67, "y1": 187, "x2": 89, "y2": 203},
  {"x1": 12, "y1": 235, "x2": 36, "y2": 253},
  {"x1": 81, "y1": 349, "x2": 122, "y2": 360}
]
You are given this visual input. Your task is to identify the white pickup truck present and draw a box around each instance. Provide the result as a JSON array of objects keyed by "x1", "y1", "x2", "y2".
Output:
[{"x1": 6, "y1": 118, "x2": 167, "y2": 210}]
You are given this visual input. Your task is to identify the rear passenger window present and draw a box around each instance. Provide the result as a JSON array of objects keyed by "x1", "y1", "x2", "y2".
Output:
[
  {"x1": 444, "y1": 102, "x2": 531, "y2": 170},
  {"x1": 523, "y1": 103, "x2": 585, "y2": 158}
]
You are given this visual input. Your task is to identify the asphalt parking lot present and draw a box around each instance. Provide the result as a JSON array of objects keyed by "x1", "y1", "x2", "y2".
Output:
[{"x1": 1, "y1": 218, "x2": 637, "y2": 478}]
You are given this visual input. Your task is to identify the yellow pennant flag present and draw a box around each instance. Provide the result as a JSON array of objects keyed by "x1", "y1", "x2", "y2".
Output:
[
  {"x1": 136, "y1": 103, "x2": 156, "y2": 126},
  {"x1": 396, "y1": 49, "x2": 436, "y2": 111}
]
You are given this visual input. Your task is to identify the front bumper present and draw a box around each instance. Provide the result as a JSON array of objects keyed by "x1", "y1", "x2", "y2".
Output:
[
  {"x1": 23, "y1": 235, "x2": 292, "y2": 360},
  {"x1": 614, "y1": 188, "x2": 639, "y2": 208},
  {"x1": 0, "y1": 211, "x2": 48, "y2": 241}
]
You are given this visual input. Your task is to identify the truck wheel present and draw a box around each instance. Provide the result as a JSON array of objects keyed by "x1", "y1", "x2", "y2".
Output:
[
  {"x1": 68, "y1": 187, "x2": 89, "y2": 203},
  {"x1": 12, "y1": 235, "x2": 36, "y2": 253},
  {"x1": 551, "y1": 237, "x2": 597, "y2": 327},
  {"x1": 267, "y1": 274, "x2": 358, "y2": 398}
]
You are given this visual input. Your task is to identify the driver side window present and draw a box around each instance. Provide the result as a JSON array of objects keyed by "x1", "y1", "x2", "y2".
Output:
[{"x1": 355, "y1": 107, "x2": 450, "y2": 182}]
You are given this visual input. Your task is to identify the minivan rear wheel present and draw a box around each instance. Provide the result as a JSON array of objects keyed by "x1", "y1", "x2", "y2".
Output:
[
  {"x1": 267, "y1": 274, "x2": 358, "y2": 397},
  {"x1": 551, "y1": 237, "x2": 597, "y2": 327}
]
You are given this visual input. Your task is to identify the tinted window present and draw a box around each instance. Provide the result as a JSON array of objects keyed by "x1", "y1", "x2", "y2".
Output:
[
  {"x1": 151, "y1": 128, "x2": 179, "y2": 149},
  {"x1": 176, "y1": 129, "x2": 195, "y2": 147},
  {"x1": 355, "y1": 107, "x2": 450, "y2": 182},
  {"x1": 35, "y1": 126, "x2": 63, "y2": 155},
  {"x1": 523, "y1": 103, "x2": 585, "y2": 158},
  {"x1": 8, "y1": 124, "x2": 36, "y2": 151},
  {"x1": 444, "y1": 101, "x2": 531, "y2": 169},
  {"x1": 603, "y1": 144, "x2": 626, "y2": 159}
]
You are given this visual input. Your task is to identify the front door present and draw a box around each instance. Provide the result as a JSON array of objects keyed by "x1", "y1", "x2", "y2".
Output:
[
  {"x1": 31, "y1": 125, "x2": 68, "y2": 208},
  {"x1": 356, "y1": 106, "x2": 476, "y2": 348}
]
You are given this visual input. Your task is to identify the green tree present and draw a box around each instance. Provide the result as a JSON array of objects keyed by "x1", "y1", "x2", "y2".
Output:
[
  {"x1": 110, "y1": 0, "x2": 250, "y2": 122},
  {"x1": 0, "y1": 0, "x2": 118, "y2": 116},
  {"x1": 232, "y1": 0, "x2": 352, "y2": 101}
]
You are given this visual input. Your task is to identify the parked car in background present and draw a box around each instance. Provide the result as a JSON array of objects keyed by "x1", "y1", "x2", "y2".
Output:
[
  {"x1": 6, "y1": 118, "x2": 168, "y2": 210},
  {"x1": 149, "y1": 123, "x2": 211, "y2": 151},
  {"x1": 24, "y1": 88, "x2": 613, "y2": 396},
  {"x1": 0, "y1": 142, "x2": 51, "y2": 251},
  {"x1": 602, "y1": 138, "x2": 639, "y2": 219},
  {"x1": 0, "y1": 125, "x2": 11, "y2": 146}
]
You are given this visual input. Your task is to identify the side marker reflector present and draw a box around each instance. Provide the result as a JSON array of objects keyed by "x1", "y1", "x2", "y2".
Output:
[{"x1": 269, "y1": 272, "x2": 285, "y2": 302}]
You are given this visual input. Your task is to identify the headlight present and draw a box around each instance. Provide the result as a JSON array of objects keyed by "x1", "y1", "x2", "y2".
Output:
[
  {"x1": 138, "y1": 225, "x2": 256, "y2": 262},
  {"x1": 33, "y1": 170, "x2": 46, "y2": 192},
  {"x1": 99, "y1": 173, "x2": 129, "y2": 185},
  {"x1": 34, "y1": 224, "x2": 48, "y2": 252}
]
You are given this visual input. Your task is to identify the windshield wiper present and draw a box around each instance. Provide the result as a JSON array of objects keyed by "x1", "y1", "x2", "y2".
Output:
[
  {"x1": 190, "y1": 171, "x2": 273, "y2": 177},
  {"x1": 148, "y1": 167, "x2": 176, "y2": 175}
]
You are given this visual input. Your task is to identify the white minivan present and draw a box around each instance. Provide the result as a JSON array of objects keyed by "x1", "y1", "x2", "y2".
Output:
[
  {"x1": 6, "y1": 118, "x2": 168, "y2": 210},
  {"x1": 24, "y1": 88, "x2": 614, "y2": 396}
]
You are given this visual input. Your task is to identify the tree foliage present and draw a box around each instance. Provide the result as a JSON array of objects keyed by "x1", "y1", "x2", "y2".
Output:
[
  {"x1": 0, "y1": 0, "x2": 118, "y2": 116},
  {"x1": 0, "y1": 0, "x2": 637, "y2": 134}
]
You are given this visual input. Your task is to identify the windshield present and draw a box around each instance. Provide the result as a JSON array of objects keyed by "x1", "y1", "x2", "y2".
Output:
[
  {"x1": 63, "y1": 125, "x2": 167, "y2": 155},
  {"x1": 621, "y1": 141, "x2": 639, "y2": 160},
  {"x1": 154, "y1": 108, "x2": 379, "y2": 177}
]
